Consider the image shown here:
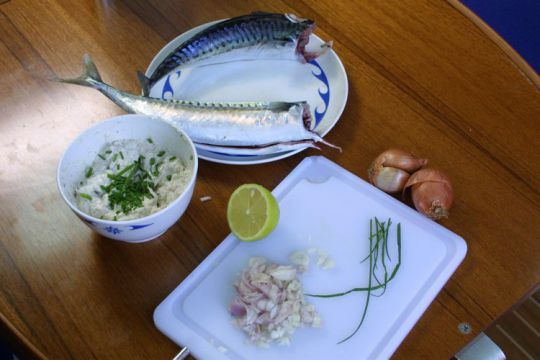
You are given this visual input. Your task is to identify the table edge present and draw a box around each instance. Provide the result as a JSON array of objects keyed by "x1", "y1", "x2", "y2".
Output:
[{"x1": 0, "y1": 312, "x2": 46, "y2": 360}]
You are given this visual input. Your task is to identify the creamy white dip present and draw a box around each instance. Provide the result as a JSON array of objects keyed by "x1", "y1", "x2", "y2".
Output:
[{"x1": 75, "y1": 139, "x2": 192, "y2": 221}]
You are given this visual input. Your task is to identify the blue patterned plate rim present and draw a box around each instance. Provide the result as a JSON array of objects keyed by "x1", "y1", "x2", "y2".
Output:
[{"x1": 145, "y1": 20, "x2": 348, "y2": 165}]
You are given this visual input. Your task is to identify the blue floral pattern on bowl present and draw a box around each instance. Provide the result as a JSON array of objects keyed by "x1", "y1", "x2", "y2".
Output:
[{"x1": 84, "y1": 219, "x2": 153, "y2": 236}]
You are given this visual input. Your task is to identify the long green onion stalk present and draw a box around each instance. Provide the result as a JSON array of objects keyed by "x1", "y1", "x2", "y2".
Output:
[{"x1": 306, "y1": 217, "x2": 402, "y2": 343}]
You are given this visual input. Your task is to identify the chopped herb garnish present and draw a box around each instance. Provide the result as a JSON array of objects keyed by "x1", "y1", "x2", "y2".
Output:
[
  {"x1": 146, "y1": 138, "x2": 153, "y2": 144},
  {"x1": 150, "y1": 158, "x2": 156, "y2": 165},
  {"x1": 157, "y1": 150, "x2": 166, "y2": 157},
  {"x1": 116, "y1": 164, "x2": 120, "y2": 170},
  {"x1": 169, "y1": 156, "x2": 177, "y2": 162},
  {"x1": 189, "y1": 155, "x2": 193, "y2": 160},
  {"x1": 119, "y1": 151, "x2": 124, "y2": 160},
  {"x1": 105, "y1": 149, "x2": 112, "y2": 154},
  {"x1": 113, "y1": 215, "x2": 118, "y2": 221},
  {"x1": 152, "y1": 161, "x2": 161, "y2": 177},
  {"x1": 98, "y1": 154, "x2": 106, "y2": 160},
  {"x1": 112, "y1": 153, "x2": 118, "y2": 162},
  {"x1": 166, "y1": 175, "x2": 172, "y2": 181},
  {"x1": 85, "y1": 167, "x2": 93, "y2": 178},
  {"x1": 79, "y1": 193, "x2": 92, "y2": 200},
  {"x1": 101, "y1": 156, "x2": 155, "y2": 215}
]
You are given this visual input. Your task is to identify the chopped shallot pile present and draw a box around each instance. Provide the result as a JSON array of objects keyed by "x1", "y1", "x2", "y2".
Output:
[{"x1": 229, "y1": 257, "x2": 321, "y2": 347}]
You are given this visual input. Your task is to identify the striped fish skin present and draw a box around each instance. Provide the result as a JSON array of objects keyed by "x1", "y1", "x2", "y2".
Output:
[
  {"x1": 57, "y1": 55, "x2": 339, "y2": 156},
  {"x1": 144, "y1": 12, "x2": 330, "y2": 93}
]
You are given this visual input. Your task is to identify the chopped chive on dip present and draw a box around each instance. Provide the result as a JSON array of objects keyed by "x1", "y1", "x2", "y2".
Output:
[
  {"x1": 75, "y1": 139, "x2": 192, "y2": 221},
  {"x1": 101, "y1": 156, "x2": 156, "y2": 215},
  {"x1": 146, "y1": 138, "x2": 153, "y2": 144},
  {"x1": 79, "y1": 193, "x2": 92, "y2": 200},
  {"x1": 85, "y1": 167, "x2": 93, "y2": 178}
]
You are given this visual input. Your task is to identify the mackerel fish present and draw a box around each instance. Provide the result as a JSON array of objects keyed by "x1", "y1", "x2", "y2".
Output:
[
  {"x1": 58, "y1": 55, "x2": 340, "y2": 155},
  {"x1": 139, "y1": 12, "x2": 332, "y2": 95}
]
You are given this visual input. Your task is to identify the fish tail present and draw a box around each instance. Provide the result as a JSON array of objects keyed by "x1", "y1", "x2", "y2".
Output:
[
  {"x1": 53, "y1": 54, "x2": 103, "y2": 88},
  {"x1": 136, "y1": 71, "x2": 151, "y2": 97}
]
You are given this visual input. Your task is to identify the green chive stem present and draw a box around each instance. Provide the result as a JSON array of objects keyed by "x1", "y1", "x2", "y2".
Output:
[
  {"x1": 85, "y1": 167, "x2": 93, "y2": 178},
  {"x1": 79, "y1": 193, "x2": 92, "y2": 200}
]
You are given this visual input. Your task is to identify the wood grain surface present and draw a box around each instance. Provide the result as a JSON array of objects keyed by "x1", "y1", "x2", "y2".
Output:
[{"x1": 0, "y1": 0, "x2": 539, "y2": 359}]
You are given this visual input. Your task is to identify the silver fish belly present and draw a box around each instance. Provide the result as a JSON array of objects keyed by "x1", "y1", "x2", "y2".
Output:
[
  {"x1": 57, "y1": 55, "x2": 340, "y2": 156},
  {"x1": 129, "y1": 98, "x2": 321, "y2": 152}
]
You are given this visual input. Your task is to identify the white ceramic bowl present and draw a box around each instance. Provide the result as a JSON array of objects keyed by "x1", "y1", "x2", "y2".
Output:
[{"x1": 57, "y1": 114, "x2": 198, "y2": 243}]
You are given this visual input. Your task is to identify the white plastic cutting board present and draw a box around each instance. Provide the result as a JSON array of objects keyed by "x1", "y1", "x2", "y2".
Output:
[{"x1": 154, "y1": 156, "x2": 467, "y2": 359}]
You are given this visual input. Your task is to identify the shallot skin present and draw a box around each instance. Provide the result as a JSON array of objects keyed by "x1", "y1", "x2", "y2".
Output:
[
  {"x1": 371, "y1": 167, "x2": 410, "y2": 193},
  {"x1": 404, "y1": 169, "x2": 453, "y2": 220},
  {"x1": 368, "y1": 149, "x2": 428, "y2": 193}
]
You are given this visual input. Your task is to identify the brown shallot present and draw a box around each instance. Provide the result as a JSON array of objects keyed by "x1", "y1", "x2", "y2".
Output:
[
  {"x1": 368, "y1": 149, "x2": 428, "y2": 193},
  {"x1": 404, "y1": 169, "x2": 453, "y2": 220}
]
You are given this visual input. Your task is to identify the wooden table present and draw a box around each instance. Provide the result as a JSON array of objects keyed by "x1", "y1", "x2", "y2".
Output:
[{"x1": 1, "y1": 1, "x2": 539, "y2": 359}]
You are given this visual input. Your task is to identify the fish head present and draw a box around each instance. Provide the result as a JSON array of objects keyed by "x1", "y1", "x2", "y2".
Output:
[{"x1": 285, "y1": 14, "x2": 317, "y2": 63}]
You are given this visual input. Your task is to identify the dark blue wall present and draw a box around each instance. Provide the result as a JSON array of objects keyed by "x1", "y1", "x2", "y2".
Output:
[{"x1": 461, "y1": 0, "x2": 540, "y2": 72}]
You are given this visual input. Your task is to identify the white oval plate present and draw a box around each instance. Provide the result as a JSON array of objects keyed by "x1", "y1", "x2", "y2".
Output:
[{"x1": 146, "y1": 20, "x2": 348, "y2": 165}]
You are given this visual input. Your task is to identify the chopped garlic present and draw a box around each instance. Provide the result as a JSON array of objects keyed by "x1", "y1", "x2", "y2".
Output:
[
  {"x1": 291, "y1": 247, "x2": 335, "y2": 271},
  {"x1": 316, "y1": 249, "x2": 329, "y2": 266},
  {"x1": 199, "y1": 195, "x2": 212, "y2": 202},
  {"x1": 320, "y1": 258, "x2": 335, "y2": 270},
  {"x1": 248, "y1": 256, "x2": 266, "y2": 267},
  {"x1": 289, "y1": 250, "x2": 310, "y2": 272},
  {"x1": 312, "y1": 313, "x2": 322, "y2": 328},
  {"x1": 268, "y1": 266, "x2": 297, "y2": 281}
]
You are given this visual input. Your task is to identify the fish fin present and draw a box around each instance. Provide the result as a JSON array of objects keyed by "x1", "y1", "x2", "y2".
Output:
[
  {"x1": 194, "y1": 140, "x2": 318, "y2": 156},
  {"x1": 137, "y1": 71, "x2": 150, "y2": 97},
  {"x1": 53, "y1": 54, "x2": 103, "y2": 87},
  {"x1": 318, "y1": 137, "x2": 342, "y2": 152},
  {"x1": 309, "y1": 131, "x2": 342, "y2": 152},
  {"x1": 82, "y1": 54, "x2": 103, "y2": 82}
]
